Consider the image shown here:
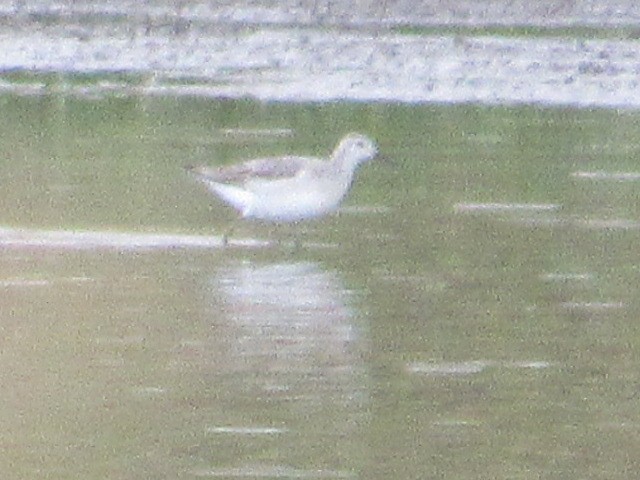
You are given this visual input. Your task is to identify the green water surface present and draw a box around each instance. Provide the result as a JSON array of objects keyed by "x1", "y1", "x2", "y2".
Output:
[{"x1": 1, "y1": 94, "x2": 640, "y2": 478}]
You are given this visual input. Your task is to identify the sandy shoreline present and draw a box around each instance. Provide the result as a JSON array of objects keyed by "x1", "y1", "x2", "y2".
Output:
[{"x1": 1, "y1": 1, "x2": 640, "y2": 108}]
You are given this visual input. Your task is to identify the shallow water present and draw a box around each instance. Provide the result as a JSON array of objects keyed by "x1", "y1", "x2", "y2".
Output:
[{"x1": 2, "y1": 96, "x2": 640, "y2": 478}]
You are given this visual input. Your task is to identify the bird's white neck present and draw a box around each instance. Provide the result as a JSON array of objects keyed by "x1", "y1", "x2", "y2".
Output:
[{"x1": 331, "y1": 148, "x2": 362, "y2": 178}]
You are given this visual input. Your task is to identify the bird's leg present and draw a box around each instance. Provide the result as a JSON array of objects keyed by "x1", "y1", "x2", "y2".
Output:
[
  {"x1": 283, "y1": 222, "x2": 303, "y2": 251},
  {"x1": 292, "y1": 235, "x2": 302, "y2": 252},
  {"x1": 258, "y1": 224, "x2": 282, "y2": 248},
  {"x1": 221, "y1": 219, "x2": 237, "y2": 247}
]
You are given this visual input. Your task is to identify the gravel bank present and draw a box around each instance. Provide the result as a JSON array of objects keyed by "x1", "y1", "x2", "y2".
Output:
[{"x1": 1, "y1": 1, "x2": 639, "y2": 108}]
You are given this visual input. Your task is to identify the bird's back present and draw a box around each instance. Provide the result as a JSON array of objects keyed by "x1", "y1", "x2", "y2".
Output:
[{"x1": 188, "y1": 156, "x2": 324, "y2": 185}]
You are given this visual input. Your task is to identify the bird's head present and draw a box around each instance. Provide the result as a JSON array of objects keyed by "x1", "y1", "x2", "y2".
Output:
[{"x1": 332, "y1": 133, "x2": 379, "y2": 167}]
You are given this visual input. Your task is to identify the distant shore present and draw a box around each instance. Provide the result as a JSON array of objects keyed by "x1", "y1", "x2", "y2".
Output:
[{"x1": 1, "y1": 1, "x2": 639, "y2": 108}]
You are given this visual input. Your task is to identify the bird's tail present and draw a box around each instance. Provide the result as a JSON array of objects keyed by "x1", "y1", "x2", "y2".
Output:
[
  {"x1": 208, "y1": 182, "x2": 254, "y2": 216},
  {"x1": 186, "y1": 165, "x2": 254, "y2": 216}
]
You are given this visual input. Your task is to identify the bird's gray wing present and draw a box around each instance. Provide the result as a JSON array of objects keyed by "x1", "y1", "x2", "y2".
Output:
[{"x1": 186, "y1": 156, "x2": 322, "y2": 184}]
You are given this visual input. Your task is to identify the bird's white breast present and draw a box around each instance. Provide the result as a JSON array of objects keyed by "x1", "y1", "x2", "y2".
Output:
[{"x1": 244, "y1": 174, "x2": 349, "y2": 222}]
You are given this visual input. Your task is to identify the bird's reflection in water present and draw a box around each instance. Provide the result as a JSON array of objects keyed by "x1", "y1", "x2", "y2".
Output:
[
  {"x1": 214, "y1": 261, "x2": 367, "y2": 402},
  {"x1": 205, "y1": 261, "x2": 369, "y2": 471}
]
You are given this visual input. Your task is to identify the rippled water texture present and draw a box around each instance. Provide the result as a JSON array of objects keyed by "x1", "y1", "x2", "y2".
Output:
[
  {"x1": 2, "y1": 1, "x2": 640, "y2": 477},
  {"x1": 2, "y1": 95, "x2": 640, "y2": 478}
]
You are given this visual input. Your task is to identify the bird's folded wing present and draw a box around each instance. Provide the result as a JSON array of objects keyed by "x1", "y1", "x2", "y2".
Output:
[{"x1": 187, "y1": 156, "x2": 322, "y2": 183}]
